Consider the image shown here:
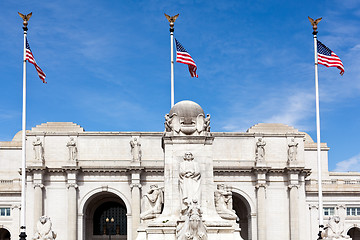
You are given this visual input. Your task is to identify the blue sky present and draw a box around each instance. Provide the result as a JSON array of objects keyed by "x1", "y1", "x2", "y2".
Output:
[{"x1": 1, "y1": 0, "x2": 359, "y2": 171}]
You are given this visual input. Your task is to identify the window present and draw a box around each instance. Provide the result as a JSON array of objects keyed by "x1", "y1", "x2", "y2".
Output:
[
  {"x1": 323, "y1": 207, "x2": 334, "y2": 216},
  {"x1": 0, "y1": 208, "x2": 10, "y2": 216},
  {"x1": 347, "y1": 207, "x2": 360, "y2": 216}
]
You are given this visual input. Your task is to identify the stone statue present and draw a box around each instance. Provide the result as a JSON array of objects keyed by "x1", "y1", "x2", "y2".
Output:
[
  {"x1": 214, "y1": 184, "x2": 237, "y2": 220},
  {"x1": 32, "y1": 216, "x2": 57, "y2": 240},
  {"x1": 66, "y1": 137, "x2": 77, "y2": 162},
  {"x1": 255, "y1": 138, "x2": 266, "y2": 163},
  {"x1": 165, "y1": 113, "x2": 180, "y2": 133},
  {"x1": 288, "y1": 138, "x2": 298, "y2": 164},
  {"x1": 179, "y1": 152, "x2": 201, "y2": 213},
  {"x1": 321, "y1": 215, "x2": 350, "y2": 239},
  {"x1": 130, "y1": 137, "x2": 142, "y2": 162},
  {"x1": 177, "y1": 200, "x2": 207, "y2": 240},
  {"x1": 140, "y1": 185, "x2": 164, "y2": 220},
  {"x1": 196, "y1": 114, "x2": 211, "y2": 133},
  {"x1": 33, "y1": 137, "x2": 44, "y2": 163},
  {"x1": 204, "y1": 114, "x2": 211, "y2": 132}
]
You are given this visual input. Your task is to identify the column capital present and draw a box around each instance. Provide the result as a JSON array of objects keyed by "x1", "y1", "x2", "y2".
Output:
[
  {"x1": 66, "y1": 183, "x2": 78, "y2": 189},
  {"x1": 288, "y1": 184, "x2": 300, "y2": 190},
  {"x1": 309, "y1": 204, "x2": 318, "y2": 210},
  {"x1": 130, "y1": 183, "x2": 142, "y2": 190},
  {"x1": 255, "y1": 183, "x2": 267, "y2": 189},
  {"x1": 33, "y1": 183, "x2": 44, "y2": 189}
]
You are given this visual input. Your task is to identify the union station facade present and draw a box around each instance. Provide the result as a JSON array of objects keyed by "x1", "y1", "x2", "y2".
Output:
[{"x1": 0, "y1": 100, "x2": 359, "y2": 240}]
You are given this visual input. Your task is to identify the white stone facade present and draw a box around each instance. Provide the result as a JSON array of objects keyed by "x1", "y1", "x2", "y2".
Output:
[{"x1": 0, "y1": 101, "x2": 359, "y2": 240}]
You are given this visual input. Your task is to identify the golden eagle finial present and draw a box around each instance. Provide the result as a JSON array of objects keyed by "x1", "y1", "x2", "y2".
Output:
[
  {"x1": 18, "y1": 12, "x2": 32, "y2": 28},
  {"x1": 308, "y1": 16, "x2": 322, "y2": 33},
  {"x1": 164, "y1": 13, "x2": 179, "y2": 28}
]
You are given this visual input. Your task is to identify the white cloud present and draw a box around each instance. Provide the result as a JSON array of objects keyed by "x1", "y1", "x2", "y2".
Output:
[
  {"x1": 334, "y1": 154, "x2": 360, "y2": 172},
  {"x1": 264, "y1": 91, "x2": 314, "y2": 129}
]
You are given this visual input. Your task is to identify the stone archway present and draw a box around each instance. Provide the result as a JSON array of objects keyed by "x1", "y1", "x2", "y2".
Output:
[
  {"x1": 0, "y1": 228, "x2": 10, "y2": 240},
  {"x1": 348, "y1": 227, "x2": 360, "y2": 240},
  {"x1": 232, "y1": 192, "x2": 252, "y2": 240},
  {"x1": 84, "y1": 192, "x2": 127, "y2": 240}
]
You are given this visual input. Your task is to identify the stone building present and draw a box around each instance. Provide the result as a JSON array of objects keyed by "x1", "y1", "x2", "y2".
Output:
[{"x1": 0, "y1": 100, "x2": 359, "y2": 240}]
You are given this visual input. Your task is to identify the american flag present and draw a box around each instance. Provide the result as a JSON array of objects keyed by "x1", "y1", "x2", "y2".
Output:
[
  {"x1": 26, "y1": 38, "x2": 46, "y2": 83},
  {"x1": 317, "y1": 40, "x2": 344, "y2": 75},
  {"x1": 175, "y1": 38, "x2": 198, "y2": 78}
]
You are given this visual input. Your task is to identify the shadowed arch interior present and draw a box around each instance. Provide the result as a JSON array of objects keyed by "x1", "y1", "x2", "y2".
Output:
[
  {"x1": 84, "y1": 192, "x2": 127, "y2": 240},
  {"x1": 232, "y1": 192, "x2": 251, "y2": 240},
  {"x1": 348, "y1": 227, "x2": 360, "y2": 240},
  {"x1": 0, "y1": 228, "x2": 10, "y2": 240}
]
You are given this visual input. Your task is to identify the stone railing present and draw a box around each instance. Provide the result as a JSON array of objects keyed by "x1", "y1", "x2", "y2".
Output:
[
  {"x1": 0, "y1": 179, "x2": 21, "y2": 192},
  {"x1": 305, "y1": 178, "x2": 360, "y2": 192},
  {"x1": 306, "y1": 179, "x2": 360, "y2": 185}
]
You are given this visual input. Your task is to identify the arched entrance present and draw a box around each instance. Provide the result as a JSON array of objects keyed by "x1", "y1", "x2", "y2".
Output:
[
  {"x1": 84, "y1": 192, "x2": 127, "y2": 240},
  {"x1": 0, "y1": 228, "x2": 10, "y2": 240},
  {"x1": 348, "y1": 227, "x2": 360, "y2": 240},
  {"x1": 233, "y1": 193, "x2": 251, "y2": 240}
]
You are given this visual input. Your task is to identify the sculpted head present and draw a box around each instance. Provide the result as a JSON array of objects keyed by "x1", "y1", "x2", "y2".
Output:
[
  {"x1": 150, "y1": 184, "x2": 158, "y2": 189},
  {"x1": 184, "y1": 152, "x2": 194, "y2": 161},
  {"x1": 39, "y1": 215, "x2": 48, "y2": 224},
  {"x1": 333, "y1": 215, "x2": 340, "y2": 223}
]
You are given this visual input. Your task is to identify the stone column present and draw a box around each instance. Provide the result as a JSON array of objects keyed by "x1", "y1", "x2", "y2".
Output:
[
  {"x1": 288, "y1": 169, "x2": 300, "y2": 240},
  {"x1": 65, "y1": 168, "x2": 79, "y2": 240},
  {"x1": 130, "y1": 170, "x2": 142, "y2": 239},
  {"x1": 289, "y1": 185, "x2": 299, "y2": 240},
  {"x1": 254, "y1": 168, "x2": 268, "y2": 240},
  {"x1": 32, "y1": 169, "x2": 45, "y2": 225},
  {"x1": 309, "y1": 204, "x2": 318, "y2": 240},
  {"x1": 33, "y1": 183, "x2": 44, "y2": 224},
  {"x1": 256, "y1": 184, "x2": 266, "y2": 240},
  {"x1": 67, "y1": 183, "x2": 78, "y2": 240}
]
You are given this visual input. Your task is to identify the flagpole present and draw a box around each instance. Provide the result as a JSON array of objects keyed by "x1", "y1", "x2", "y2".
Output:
[
  {"x1": 18, "y1": 12, "x2": 31, "y2": 240},
  {"x1": 170, "y1": 25, "x2": 174, "y2": 108},
  {"x1": 309, "y1": 16, "x2": 324, "y2": 240},
  {"x1": 165, "y1": 13, "x2": 179, "y2": 108}
]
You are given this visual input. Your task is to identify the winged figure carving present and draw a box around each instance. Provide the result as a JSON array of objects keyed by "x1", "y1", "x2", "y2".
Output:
[
  {"x1": 18, "y1": 12, "x2": 32, "y2": 27},
  {"x1": 308, "y1": 16, "x2": 322, "y2": 32},
  {"x1": 164, "y1": 13, "x2": 179, "y2": 23}
]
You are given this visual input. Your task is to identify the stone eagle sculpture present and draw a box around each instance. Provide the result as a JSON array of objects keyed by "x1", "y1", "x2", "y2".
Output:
[
  {"x1": 308, "y1": 16, "x2": 322, "y2": 32},
  {"x1": 33, "y1": 216, "x2": 57, "y2": 240},
  {"x1": 18, "y1": 12, "x2": 32, "y2": 27}
]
